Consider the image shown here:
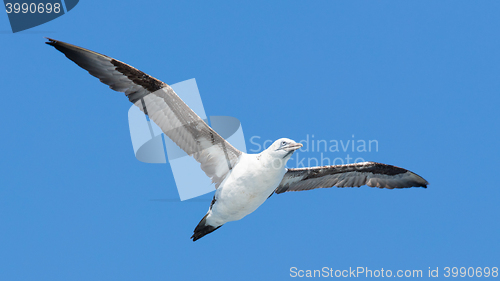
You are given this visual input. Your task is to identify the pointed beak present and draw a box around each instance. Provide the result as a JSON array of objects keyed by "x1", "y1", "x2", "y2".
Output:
[{"x1": 284, "y1": 143, "x2": 303, "y2": 151}]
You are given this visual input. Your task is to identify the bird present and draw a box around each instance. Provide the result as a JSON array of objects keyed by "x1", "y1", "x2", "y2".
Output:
[{"x1": 46, "y1": 38, "x2": 428, "y2": 241}]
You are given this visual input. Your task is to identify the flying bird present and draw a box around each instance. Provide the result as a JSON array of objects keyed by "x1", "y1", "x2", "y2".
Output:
[{"x1": 46, "y1": 38, "x2": 428, "y2": 241}]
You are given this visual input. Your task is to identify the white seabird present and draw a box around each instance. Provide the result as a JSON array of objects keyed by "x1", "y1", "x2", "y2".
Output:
[{"x1": 46, "y1": 38, "x2": 429, "y2": 241}]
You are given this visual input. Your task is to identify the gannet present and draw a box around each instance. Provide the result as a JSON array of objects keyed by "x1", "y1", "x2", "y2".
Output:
[{"x1": 46, "y1": 38, "x2": 428, "y2": 241}]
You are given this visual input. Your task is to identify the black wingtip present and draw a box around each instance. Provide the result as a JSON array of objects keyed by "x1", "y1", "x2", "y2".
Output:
[
  {"x1": 191, "y1": 214, "x2": 222, "y2": 242},
  {"x1": 420, "y1": 178, "x2": 429, "y2": 188},
  {"x1": 412, "y1": 180, "x2": 428, "y2": 188},
  {"x1": 45, "y1": 37, "x2": 57, "y2": 46}
]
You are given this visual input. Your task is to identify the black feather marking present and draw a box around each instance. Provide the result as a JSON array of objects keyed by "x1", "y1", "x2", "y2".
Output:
[
  {"x1": 191, "y1": 213, "x2": 222, "y2": 241},
  {"x1": 209, "y1": 195, "x2": 216, "y2": 210},
  {"x1": 110, "y1": 59, "x2": 164, "y2": 103},
  {"x1": 111, "y1": 59, "x2": 164, "y2": 93},
  {"x1": 140, "y1": 98, "x2": 149, "y2": 117}
]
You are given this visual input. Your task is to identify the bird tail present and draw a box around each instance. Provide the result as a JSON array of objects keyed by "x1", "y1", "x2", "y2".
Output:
[{"x1": 191, "y1": 213, "x2": 222, "y2": 241}]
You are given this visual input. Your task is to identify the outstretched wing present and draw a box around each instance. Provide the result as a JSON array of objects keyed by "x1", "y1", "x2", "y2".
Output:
[
  {"x1": 274, "y1": 162, "x2": 428, "y2": 194},
  {"x1": 46, "y1": 38, "x2": 242, "y2": 187}
]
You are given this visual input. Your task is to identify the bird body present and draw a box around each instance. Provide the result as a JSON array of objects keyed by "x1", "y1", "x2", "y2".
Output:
[{"x1": 205, "y1": 140, "x2": 293, "y2": 227}]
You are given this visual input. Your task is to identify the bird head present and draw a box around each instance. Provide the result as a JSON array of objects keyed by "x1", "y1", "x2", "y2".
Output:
[{"x1": 266, "y1": 138, "x2": 303, "y2": 161}]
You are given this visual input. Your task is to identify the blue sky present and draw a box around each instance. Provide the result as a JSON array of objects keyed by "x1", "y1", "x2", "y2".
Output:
[{"x1": 1, "y1": 1, "x2": 499, "y2": 280}]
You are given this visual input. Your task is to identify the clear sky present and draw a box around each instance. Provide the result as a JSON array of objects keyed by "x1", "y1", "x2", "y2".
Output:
[{"x1": 1, "y1": 1, "x2": 499, "y2": 280}]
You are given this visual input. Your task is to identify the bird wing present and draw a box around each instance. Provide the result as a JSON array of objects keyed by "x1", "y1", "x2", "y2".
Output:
[
  {"x1": 274, "y1": 161, "x2": 428, "y2": 194},
  {"x1": 46, "y1": 38, "x2": 242, "y2": 187}
]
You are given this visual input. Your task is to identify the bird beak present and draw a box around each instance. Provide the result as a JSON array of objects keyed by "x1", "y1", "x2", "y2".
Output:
[{"x1": 284, "y1": 143, "x2": 303, "y2": 151}]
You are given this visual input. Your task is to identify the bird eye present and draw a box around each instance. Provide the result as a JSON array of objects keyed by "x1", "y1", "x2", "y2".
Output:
[{"x1": 281, "y1": 141, "x2": 287, "y2": 146}]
